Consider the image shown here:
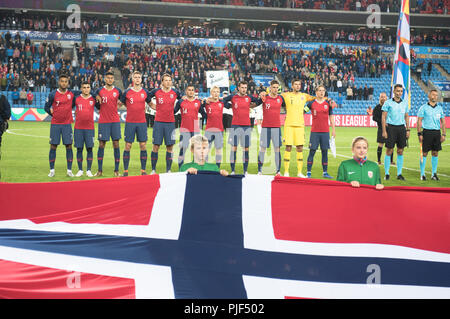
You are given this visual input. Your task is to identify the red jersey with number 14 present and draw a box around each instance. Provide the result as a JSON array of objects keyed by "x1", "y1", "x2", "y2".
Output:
[
  {"x1": 74, "y1": 95, "x2": 96, "y2": 130},
  {"x1": 96, "y1": 86, "x2": 122, "y2": 123},
  {"x1": 175, "y1": 99, "x2": 202, "y2": 133}
]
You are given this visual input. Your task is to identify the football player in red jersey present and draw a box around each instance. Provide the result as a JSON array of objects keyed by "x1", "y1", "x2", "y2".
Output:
[
  {"x1": 222, "y1": 81, "x2": 260, "y2": 175},
  {"x1": 203, "y1": 86, "x2": 225, "y2": 168},
  {"x1": 174, "y1": 84, "x2": 205, "y2": 168},
  {"x1": 306, "y1": 85, "x2": 336, "y2": 179},
  {"x1": 255, "y1": 80, "x2": 285, "y2": 175},
  {"x1": 120, "y1": 71, "x2": 153, "y2": 176},
  {"x1": 94, "y1": 71, "x2": 123, "y2": 177},
  {"x1": 148, "y1": 73, "x2": 183, "y2": 174},
  {"x1": 73, "y1": 82, "x2": 96, "y2": 177},
  {"x1": 44, "y1": 73, "x2": 77, "y2": 177}
]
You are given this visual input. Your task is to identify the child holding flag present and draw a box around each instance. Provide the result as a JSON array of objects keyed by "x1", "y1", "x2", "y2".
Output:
[{"x1": 337, "y1": 136, "x2": 384, "y2": 189}]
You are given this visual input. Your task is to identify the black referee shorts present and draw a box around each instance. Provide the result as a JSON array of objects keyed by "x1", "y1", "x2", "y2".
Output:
[
  {"x1": 422, "y1": 129, "x2": 442, "y2": 152},
  {"x1": 385, "y1": 124, "x2": 407, "y2": 149},
  {"x1": 376, "y1": 126, "x2": 387, "y2": 144}
]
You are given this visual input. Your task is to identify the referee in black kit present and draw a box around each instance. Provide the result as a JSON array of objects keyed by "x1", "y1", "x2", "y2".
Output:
[{"x1": 372, "y1": 92, "x2": 394, "y2": 165}]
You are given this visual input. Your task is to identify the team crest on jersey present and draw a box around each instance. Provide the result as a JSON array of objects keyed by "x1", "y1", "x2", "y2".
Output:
[
  {"x1": 324, "y1": 104, "x2": 328, "y2": 110},
  {"x1": 195, "y1": 103, "x2": 198, "y2": 107},
  {"x1": 67, "y1": 94, "x2": 71, "y2": 99},
  {"x1": 277, "y1": 99, "x2": 280, "y2": 103},
  {"x1": 90, "y1": 101, "x2": 94, "y2": 105},
  {"x1": 141, "y1": 93, "x2": 145, "y2": 98},
  {"x1": 245, "y1": 98, "x2": 249, "y2": 102},
  {"x1": 170, "y1": 94, "x2": 174, "y2": 99},
  {"x1": 368, "y1": 171, "x2": 373, "y2": 178},
  {"x1": 113, "y1": 92, "x2": 117, "y2": 97}
]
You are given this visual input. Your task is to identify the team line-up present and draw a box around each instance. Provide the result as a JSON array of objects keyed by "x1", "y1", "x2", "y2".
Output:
[{"x1": 37, "y1": 71, "x2": 446, "y2": 186}]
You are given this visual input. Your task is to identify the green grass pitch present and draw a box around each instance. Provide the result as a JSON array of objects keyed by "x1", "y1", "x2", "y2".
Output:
[{"x1": 1, "y1": 121, "x2": 449, "y2": 188}]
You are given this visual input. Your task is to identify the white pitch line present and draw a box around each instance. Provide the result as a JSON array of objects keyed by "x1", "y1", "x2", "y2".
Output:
[{"x1": 6, "y1": 129, "x2": 49, "y2": 139}]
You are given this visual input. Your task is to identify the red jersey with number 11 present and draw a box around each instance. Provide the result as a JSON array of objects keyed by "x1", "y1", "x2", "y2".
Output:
[{"x1": 74, "y1": 95, "x2": 96, "y2": 130}]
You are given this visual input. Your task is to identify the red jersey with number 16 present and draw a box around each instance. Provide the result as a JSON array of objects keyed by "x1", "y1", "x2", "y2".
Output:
[{"x1": 148, "y1": 88, "x2": 182, "y2": 123}]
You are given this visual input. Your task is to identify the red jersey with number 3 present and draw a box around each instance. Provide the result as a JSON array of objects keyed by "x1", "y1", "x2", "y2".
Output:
[
  {"x1": 96, "y1": 86, "x2": 122, "y2": 123},
  {"x1": 310, "y1": 100, "x2": 333, "y2": 133},
  {"x1": 74, "y1": 95, "x2": 96, "y2": 130},
  {"x1": 261, "y1": 95, "x2": 285, "y2": 128},
  {"x1": 121, "y1": 88, "x2": 151, "y2": 123},
  {"x1": 204, "y1": 100, "x2": 224, "y2": 132}
]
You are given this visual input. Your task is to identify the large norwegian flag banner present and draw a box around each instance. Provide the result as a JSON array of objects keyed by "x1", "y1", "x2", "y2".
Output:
[{"x1": 0, "y1": 172, "x2": 449, "y2": 299}]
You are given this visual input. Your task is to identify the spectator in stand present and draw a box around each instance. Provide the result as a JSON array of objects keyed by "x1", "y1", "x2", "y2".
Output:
[
  {"x1": 12, "y1": 88, "x2": 19, "y2": 105},
  {"x1": 26, "y1": 90, "x2": 34, "y2": 106},
  {"x1": 19, "y1": 88, "x2": 27, "y2": 105},
  {"x1": 346, "y1": 86, "x2": 353, "y2": 100}
]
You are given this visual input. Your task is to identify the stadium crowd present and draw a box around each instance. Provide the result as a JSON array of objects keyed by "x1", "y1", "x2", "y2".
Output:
[
  {"x1": 1, "y1": 11, "x2": 449, "y2": 46},
  {"x1": 147, "y1": 0, "x2": 449, "y2": 14}
]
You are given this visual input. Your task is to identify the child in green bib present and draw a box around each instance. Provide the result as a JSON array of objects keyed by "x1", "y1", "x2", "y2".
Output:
[
  {"x1": 180, "y1": 135, "x2": 229, "y2": 177},
  {"x1": 337, "y1": 136, "x2": 384, "y2": 190}
]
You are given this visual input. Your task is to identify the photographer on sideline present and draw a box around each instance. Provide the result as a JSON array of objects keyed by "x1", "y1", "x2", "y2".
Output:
[{"x1": 0, "y1": 94, "x2": 11, "y2": 148}]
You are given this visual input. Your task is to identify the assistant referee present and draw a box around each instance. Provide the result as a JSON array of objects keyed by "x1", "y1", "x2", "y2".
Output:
[
  {"x1": 417, "y1": 89, "x2": 446, "y2": 181},
  {"x1": 381, "y1": 84, "x2": 410, "y2": 181}
]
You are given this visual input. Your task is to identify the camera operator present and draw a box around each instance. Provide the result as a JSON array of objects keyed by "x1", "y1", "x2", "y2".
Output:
[{"x1": 0, "y1": 94, "x2": 11, "y2": 148}]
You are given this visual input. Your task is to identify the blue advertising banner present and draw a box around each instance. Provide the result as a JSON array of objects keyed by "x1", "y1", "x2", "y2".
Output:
[
  {"x1": 2, "y1": 29, "x2": 448, "y2": 55},
  {"x1": 433, "y1": 81, "x2": 450, "y2": 91},
  {"x1": 252, "y1": 74, "x2": 275, "y2": 87}
]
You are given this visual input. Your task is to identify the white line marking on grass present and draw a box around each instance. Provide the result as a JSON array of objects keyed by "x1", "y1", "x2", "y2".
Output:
[{"x1": 6, "y1": 129, "x2": 48, "y2": 139}]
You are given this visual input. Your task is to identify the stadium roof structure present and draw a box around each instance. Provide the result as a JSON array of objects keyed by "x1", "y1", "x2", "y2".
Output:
[{"x1": 1, "y1": 0, "x2": 449, "y2": 30}]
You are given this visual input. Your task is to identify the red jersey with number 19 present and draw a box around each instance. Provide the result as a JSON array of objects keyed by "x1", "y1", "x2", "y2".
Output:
[
  {"x1": 74, "y1": 95, "x2": 96, "y2": 130},
  {"x1": 261, "y1": 95, "x2": 285, "y2": 128},
  {"x1": 96, "y1": 86, "x2": 122, "y2": 123},
  {"x1": 120, "y1": 88, "x2": 152, "y2": 123}
]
